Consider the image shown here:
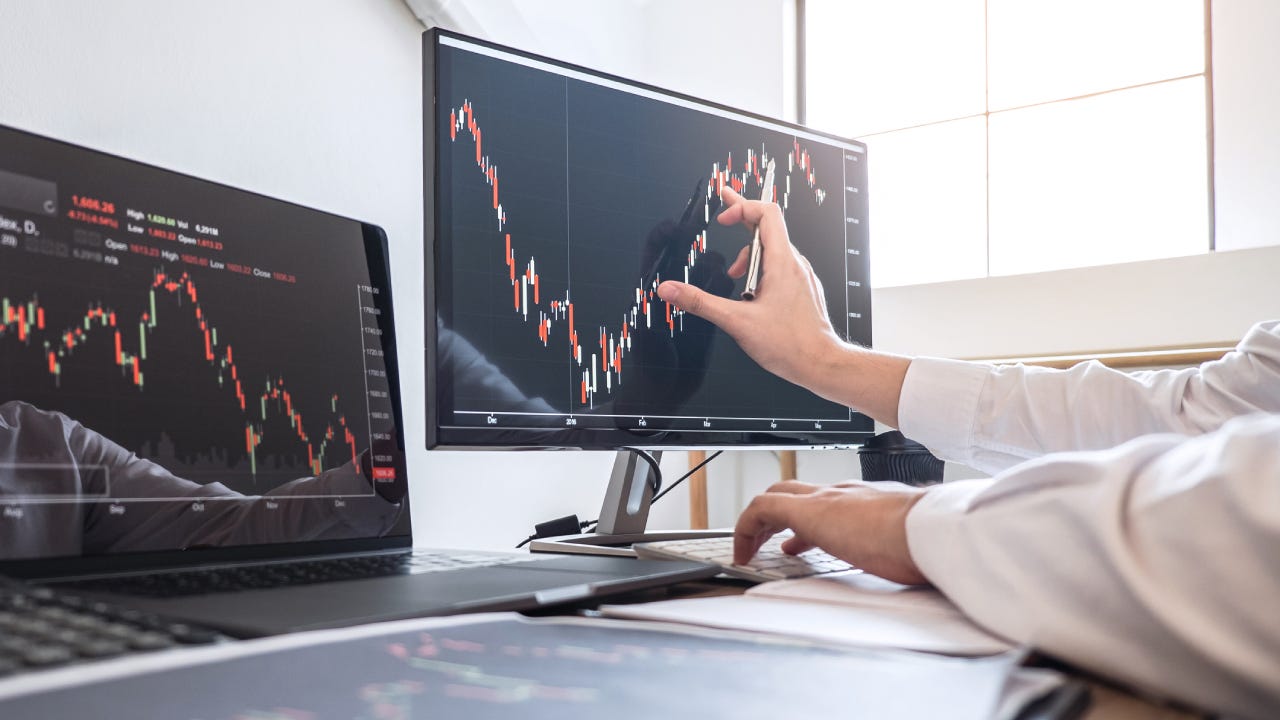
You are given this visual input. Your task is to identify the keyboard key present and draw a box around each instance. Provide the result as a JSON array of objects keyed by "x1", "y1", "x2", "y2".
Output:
[
  {"x1": 73, "y1": 638, "x2": 128, "y2": 659},
  {"x1": 20, "y1": 645, "x2": 75, "y2": 667},
  {"x1": 0, "y1": 578, "x2": 227, "y2": 681},
  {"x1": 165, "y1": 623, "x2": 220, "y2": 645},
  {"x1": 126, "y1": 632, "x2": 176, "y2": 651}
]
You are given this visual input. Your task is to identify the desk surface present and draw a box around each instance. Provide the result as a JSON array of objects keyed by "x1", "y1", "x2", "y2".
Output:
[{"x1": 566, "y1": 577, "x2": 1210, "y2": 720}]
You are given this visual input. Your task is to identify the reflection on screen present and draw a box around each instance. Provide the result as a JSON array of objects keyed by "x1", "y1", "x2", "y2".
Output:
[{"x1": 0, "y1": 125, "x2": 407, "y2": 560}]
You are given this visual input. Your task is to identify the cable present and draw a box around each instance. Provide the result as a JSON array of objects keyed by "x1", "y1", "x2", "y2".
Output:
[
  {"x1": 515, "y1": 449, "x2": 717, "y2": 547},
  {"x1": 619, "y1": 446, "x2": 663, "y2": 495},
  {"x1": 514, "y1": 515, "x2": 595, "y2": 549},
  {"x1": 650, "y1": 450, "x2": 722, "y2": 505}
]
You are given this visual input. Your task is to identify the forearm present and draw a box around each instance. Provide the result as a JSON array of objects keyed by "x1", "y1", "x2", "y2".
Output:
[
  {"x1": 906, "y1": 415, "x2": 1280, "y2": 718},
  {"x1": 808, "y1": 342, "x2": 911, "y2": 428}
]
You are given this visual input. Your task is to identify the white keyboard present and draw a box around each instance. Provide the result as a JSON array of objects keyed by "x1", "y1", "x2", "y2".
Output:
[{"x1": 633, "y1": 535, "x2": 859, "y2": 583}]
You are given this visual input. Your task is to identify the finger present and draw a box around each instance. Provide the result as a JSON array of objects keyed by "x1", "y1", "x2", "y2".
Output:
[
  {"x1": 732, "y1": 527, "x2": 777, "y2": 566},
  {"x1": 657, "y1": 280, "x2": 738, "y2": 329},
  {"x1": 757, "y1": 203, "x2": 795, "y2": 267},
  {"x1": 780, "y1": 536, "x2": 816, "y2": 556},
  {"x1": 717, "y1": 184, "x2": 746, "y2": 215},
  {"x1": 799, "y1": 255, "x2": 829, "y2": 314},
  {"x1": 764, "y1": 480, "x2": 821, "y2": 495},
  {"x1": 733, "y1": 494, "x2": 797, "y2": 565},
  {"x1": 727, "y1": 245, "x2": 751, "y2": 279},
  {"x1": 716, "y1": 189, "x2": 766, "y2": 230}
]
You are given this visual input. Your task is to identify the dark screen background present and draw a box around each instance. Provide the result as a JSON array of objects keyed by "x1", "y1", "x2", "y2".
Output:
[
  {"x1": 432, "y1": 36, "x2": 872, "y2": 445},
  {"x1": 0, "y1": 125, "x2": 404, "y2": 530}
]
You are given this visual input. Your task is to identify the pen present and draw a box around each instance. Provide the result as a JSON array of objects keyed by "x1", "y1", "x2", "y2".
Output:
[{"x1": 741, "y1": 158, "x2": 775, "y2": 300}]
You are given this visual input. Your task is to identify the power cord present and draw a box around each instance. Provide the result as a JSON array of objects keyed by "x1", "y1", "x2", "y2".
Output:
[
  {"x1": 650, "y1": 450, "x2": 722, "y2": 504},
  {"x1": 515, "y1": 515, "x2": 596, "y2": 549},
  {"x1": 514, "y1": 450, "x2": 722, "y2": 548},
  {"x1": 619, "y1": 446, "x2": 663, "y2": 495}
]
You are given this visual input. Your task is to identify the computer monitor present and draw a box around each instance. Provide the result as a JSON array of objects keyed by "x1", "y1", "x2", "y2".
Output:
[
  {"x1": 0, "y1": 123, "x2": 409, "y2": 572},
  {"x1": 424, "y1": 30, "x2": 872, "y2": 544}
]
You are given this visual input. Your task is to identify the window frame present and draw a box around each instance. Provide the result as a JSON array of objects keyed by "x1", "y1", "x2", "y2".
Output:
[{"x1": 795, "y1": 0, "x2": 1219, "y2": 278}]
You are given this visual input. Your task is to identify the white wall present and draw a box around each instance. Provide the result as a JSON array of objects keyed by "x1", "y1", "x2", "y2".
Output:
[
  {"x1": 404, "y1": 0, "x2": 798, "y2": 545},
  {"x1": 0, "y1": 0, "x2": 796, "y2": 551},
  {"x1": 3, "y1": 1, "x2": 1275, "y2": 549},
  {"x1": 407, "y1": 0, "x2": 791, "y2": 118},
  {"x1": 1212, "y1": 0, "x2": 1280, "y2": 253}
]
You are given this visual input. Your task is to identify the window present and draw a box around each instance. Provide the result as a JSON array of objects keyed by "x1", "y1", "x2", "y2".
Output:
[{"x1": 803, "y1": 0, "x2": 1210, "y2": 287}]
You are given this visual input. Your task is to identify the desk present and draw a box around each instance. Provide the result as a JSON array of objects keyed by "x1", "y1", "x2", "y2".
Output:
[
  {"x1": 552, "y1": 577, "x2": 1210, "y2": 720},
  {"x1": 0, "y1": 577, "x2": 1212, "y2": 719}
]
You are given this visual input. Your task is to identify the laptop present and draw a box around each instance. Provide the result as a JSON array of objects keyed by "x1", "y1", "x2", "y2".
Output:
[{"x1": 0, "y1": 123, "x2": 715, "y2": 638}]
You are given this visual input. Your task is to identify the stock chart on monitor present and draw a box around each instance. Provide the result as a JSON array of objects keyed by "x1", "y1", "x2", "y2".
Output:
[
  {"x1": 428, "y1": 32, "x2": 872, "y2": 447},
  {"x1": 0, "y1": 124, "x2": 405, "y2": 557}
]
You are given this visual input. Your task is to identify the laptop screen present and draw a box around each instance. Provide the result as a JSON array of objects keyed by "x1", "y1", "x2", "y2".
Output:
[{"x1": 0, "y1": 124, "x2": 409, "y2": 568}]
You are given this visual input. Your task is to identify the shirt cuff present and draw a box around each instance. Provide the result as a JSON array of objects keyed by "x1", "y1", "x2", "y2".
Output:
[{"x1": 897, "y1": 357, "x2": 991, "y2": 465}]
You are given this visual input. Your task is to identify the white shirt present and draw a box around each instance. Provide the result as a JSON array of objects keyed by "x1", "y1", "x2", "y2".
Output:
[{"x1": 898, "y1": 320, "x2": 1280, "y2": 720}]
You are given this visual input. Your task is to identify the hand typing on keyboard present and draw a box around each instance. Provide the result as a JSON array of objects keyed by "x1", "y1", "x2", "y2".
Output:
[
  {"x1": 732, "y1": 480, "x2": 928, "y2": 586},
  {"x1": 634, "y1": 535, "x2": 857, "y2": 583}
]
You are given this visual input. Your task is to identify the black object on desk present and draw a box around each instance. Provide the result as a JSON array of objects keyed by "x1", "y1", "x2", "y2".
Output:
[
  {"x1": 858, "y1": 431, "x2": 945, "y2": 485},
  {"x1": 1017, "y1": 679, "x2": 1093, "y2": 720}
]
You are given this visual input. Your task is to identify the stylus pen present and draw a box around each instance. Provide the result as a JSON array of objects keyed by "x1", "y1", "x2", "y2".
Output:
[{"x1": 741, "y1": 158, "x2": 776, "y2": 300}]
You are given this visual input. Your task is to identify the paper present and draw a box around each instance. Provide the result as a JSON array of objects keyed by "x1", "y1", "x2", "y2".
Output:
[
  {"x1": 602, "y1": 573, "x2": 1015, "y2": 656},
  {"x1": 604, "y1": 594, "x2": 1012, "y2": 656},
  {"x1": 749, "y1": 571, "x2": 965, "y2": 614},
  {"x1": 0, "y1": 613, "x2": 1024, "y2": 720}
]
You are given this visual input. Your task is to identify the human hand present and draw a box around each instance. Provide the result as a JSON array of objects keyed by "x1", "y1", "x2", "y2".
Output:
[
  {"x1": 733, "y1": 479, "x2": 929, "y2": 585},
  {"x1": 655, "y1": 185, "x2": 846, "y2": 396}
]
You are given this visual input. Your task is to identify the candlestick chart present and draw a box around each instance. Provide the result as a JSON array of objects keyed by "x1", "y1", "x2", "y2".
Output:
[
  {"x1": 0, "y1": 123, "x2": 398, "y2": 497},
  {"x1": 431, "y1": 39, "x2": 871, "y2": 441},
  {"x1": 446, "y1": 98, "x2": 844, "y2": 411},
  {"x1": 1, "y1": 271, "x2": 362, "y2": 482}
]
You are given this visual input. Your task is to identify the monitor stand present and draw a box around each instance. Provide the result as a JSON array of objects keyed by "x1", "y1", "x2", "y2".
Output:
[{"x1": 528, "y1": 449, "x2": 731, "y2": 557}]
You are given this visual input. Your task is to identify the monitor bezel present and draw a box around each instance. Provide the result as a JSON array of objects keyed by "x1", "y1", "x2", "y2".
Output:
[
  {"x1": 423, "y1": 28, "x2": 874, "y2": 450},
  {"x1": 0, "y1": 124, "x2": 412, "y2": 578}
]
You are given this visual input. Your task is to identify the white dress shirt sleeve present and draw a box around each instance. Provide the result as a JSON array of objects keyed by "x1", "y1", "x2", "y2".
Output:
[
  {"x1": 892, "y1": 321, "x2": 1280, "y2": 718},
  {"x1": 905, "y1": 417, "x2": 1280, "y2": 719},
  {"x1": 898, "y1": 320, "x2": 1280, "y2": 475}
]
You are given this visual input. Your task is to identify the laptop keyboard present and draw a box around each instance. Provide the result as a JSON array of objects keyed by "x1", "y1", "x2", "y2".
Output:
[
  {"x1": 0, "y1": 579, "x2": 223, "y2": 678},
  {"x1": 60, "y1": 550, "x2": 541, "y2": 598}
]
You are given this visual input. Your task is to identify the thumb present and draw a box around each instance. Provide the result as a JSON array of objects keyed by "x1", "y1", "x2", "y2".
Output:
[
  {"x1": 657, "y1": 280, "x2": 736, "y2": 329},
  {"x1": 780, "y1": 536, "x2": 815, "y2": 556}
]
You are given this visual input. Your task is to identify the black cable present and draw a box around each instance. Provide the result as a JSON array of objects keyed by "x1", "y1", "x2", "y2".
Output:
[
  {"x1": 516, "y1": 449, "x2": 712, "y2": 548},
  {"x1": 619, "y1": 446, "x2": 663, "y2": 495},
  {"x1": 514, "y1": 514, "x2": 594, "y2": 549},
  {"x1": 650, "y1": 450, "x2": 723, "y2": 505}
]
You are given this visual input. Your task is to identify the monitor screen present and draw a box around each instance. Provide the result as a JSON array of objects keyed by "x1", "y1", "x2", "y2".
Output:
[
  {"x1": 426, "y1": 30, "x2": 873, "y2": 449},
  {"x1": 0, "y1": 124, "x2": 409, "y2": 566}
]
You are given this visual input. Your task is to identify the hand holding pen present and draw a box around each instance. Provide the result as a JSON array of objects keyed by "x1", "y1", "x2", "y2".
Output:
[
  {"x1": 741, "y1": 158, "x2": 776, "y2": 300},
  {"x1": 655, "y1": 183, "x2": 848, "y2": 399}
]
